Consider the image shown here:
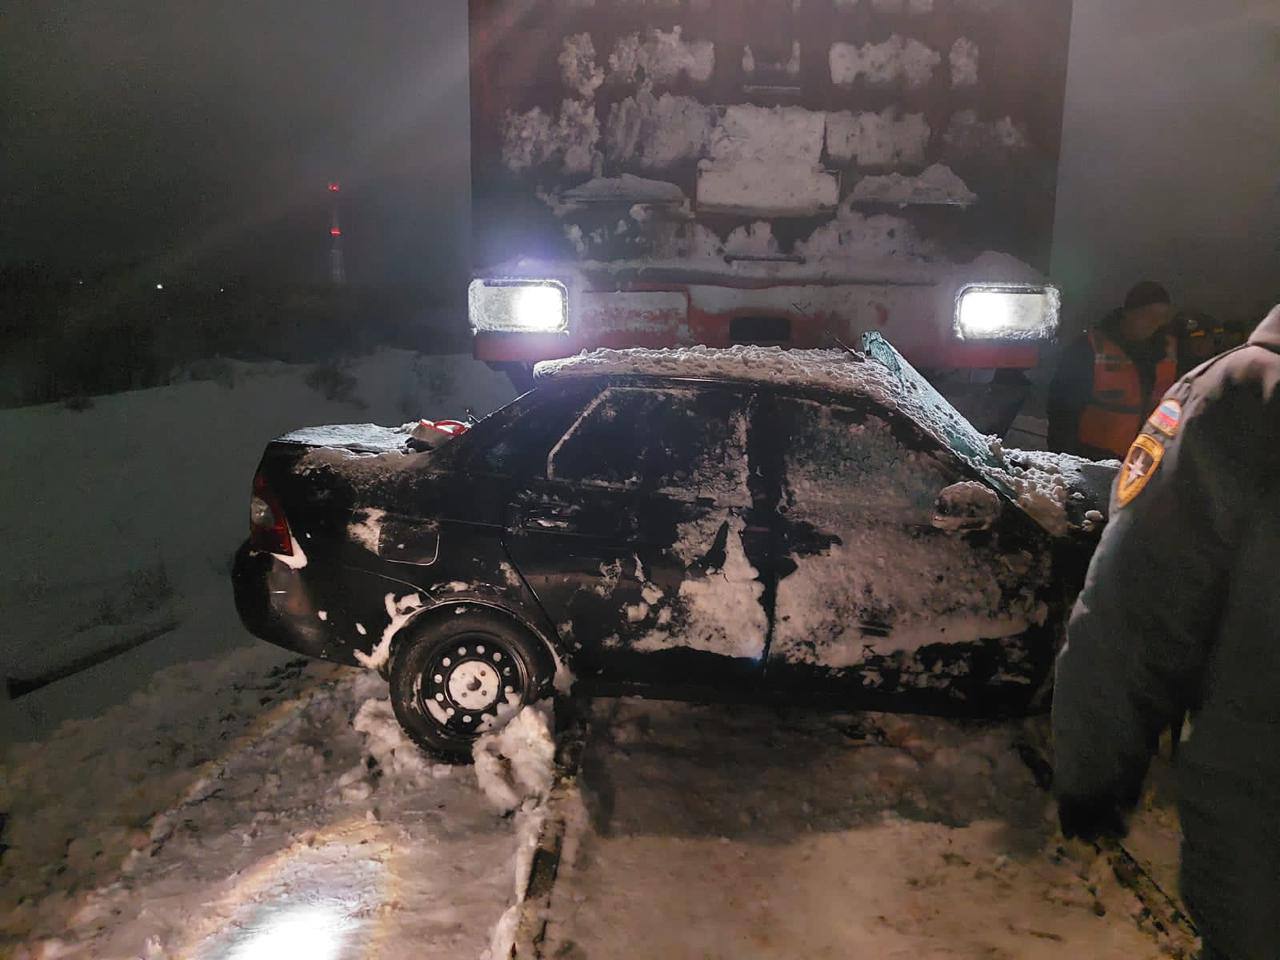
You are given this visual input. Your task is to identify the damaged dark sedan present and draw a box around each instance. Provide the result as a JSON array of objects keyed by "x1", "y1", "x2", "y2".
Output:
[{"x1": 233, "y1": 334, "x2": 1116, "y2": 759}]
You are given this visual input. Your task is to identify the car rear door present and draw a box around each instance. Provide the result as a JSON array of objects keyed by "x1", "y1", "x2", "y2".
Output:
[
  {"x1": 504, "y1": 380, "x2": 771, "y2": 691},
  {"x1": 761, "y1": 391, "x2": 1055, "y2": 713}
]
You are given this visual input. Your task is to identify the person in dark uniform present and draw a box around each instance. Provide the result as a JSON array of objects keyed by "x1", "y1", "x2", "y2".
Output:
[
  {"x1": 1047, "y1": 281, "x2": 1178, "y2": 459},
  {"x1": 1052, "y1": 305, "x2": 1280, "y2": 960}
]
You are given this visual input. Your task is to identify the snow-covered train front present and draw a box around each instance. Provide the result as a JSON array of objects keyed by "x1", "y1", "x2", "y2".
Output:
[{"x1": 467, "y1": 0, "x2": 1073, "y2": 427}]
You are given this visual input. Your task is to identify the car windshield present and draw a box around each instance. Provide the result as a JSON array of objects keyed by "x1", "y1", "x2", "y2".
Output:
[{"x1": 859, "y1": 333, "x2": 1008, "y2": 489}]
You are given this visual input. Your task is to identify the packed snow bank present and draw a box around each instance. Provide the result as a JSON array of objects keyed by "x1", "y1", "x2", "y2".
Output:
[
  {"x1": 540, "y1": 699, "x2": 1184, "y2": 959},
  {"x1": 830, "y1": 35, "x2": 941, "y2": 89},
  {"x1": 696, "y1": 105, "x2": 839, "y2": 216},
  {"x1": 559, "y1": 33, "x2": 604, "y2": 98},
  {"x1": 829, "y1": 108, "x2": 930, "y2": 167},
  {"x1": 473, "y1": 702, "x2": 558, "y2": 815},
  {"x1": 850, "y1": 163, "x2": 977, "y2": 207},
  {"x1": 473, "y1": 702, "x2": 561, "y2": 960},
  {"x1": 608, "y1": 27, "x2": 715, "y2": 85},
  {"x1": 1, "y1": 660, "x2": 522, "y2": 959},
  {"x1": 945, "y1": 109, "x2": 1030, "y2": 156},
  {"x1": 605, "y1": 91, "x2": 716, "y2": 169},
  {"x1": 950, "y1": 36, "x2": 980, "y2": 86},
  {"x1": 1, "y1": 350, "x2": 515, "y2": 740},
  {"x1": 503, "y1": 99, "x2": 601, "y2": 174}
]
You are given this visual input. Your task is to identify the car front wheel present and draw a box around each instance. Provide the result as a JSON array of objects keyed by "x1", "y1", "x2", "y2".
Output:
[{"x1": 388, "y1": 610, "x2": 547, "y2": 761}]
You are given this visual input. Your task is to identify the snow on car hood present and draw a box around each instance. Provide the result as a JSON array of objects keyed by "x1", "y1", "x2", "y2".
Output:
[{"x1": 536, "y1": 335, "x2": 1117, "y2": 537}]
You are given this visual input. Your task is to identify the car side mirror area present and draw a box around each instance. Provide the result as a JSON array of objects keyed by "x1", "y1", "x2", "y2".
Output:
[{"x1": 931, "y1": 481, "x2": 1002, "y2": 534}]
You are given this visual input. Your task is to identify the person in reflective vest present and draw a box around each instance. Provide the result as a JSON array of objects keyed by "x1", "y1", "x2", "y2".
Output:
[{"x1": 1048, "y1": 281, "x2": 1177, "y2": 459}]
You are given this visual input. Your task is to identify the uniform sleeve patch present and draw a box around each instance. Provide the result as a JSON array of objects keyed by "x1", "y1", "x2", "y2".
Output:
[
  {"x1": 1148, "y1": 398, "x2": 1183, "y2": 437},
  {"x1": 1116, "y1": 433, "x2": 1166, "y2": 508}
]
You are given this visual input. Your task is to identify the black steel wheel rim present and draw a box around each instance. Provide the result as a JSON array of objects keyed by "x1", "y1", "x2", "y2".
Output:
[{"x1": 417, "y1": 632, "x2": 529, "y2": 738}]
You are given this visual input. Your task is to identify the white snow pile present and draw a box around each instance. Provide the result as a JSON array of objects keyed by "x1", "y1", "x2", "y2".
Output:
[
  {"x1": 473, "y1": 701, "x2": 558, "y2": 815},
  {"x1": 683, "y1": 221, "x2": 783, "y2": 262},
  {"x1": 796, "y1": 204, "x2": 935, "y2": 263},
  {"x1": 537, "y1": 700, "x2": 1186, "y2": 959},
  {"x1": 350, "y1": 696, "x2": 447, "y2": 790},
  {"x1": 696, "y1": 104, "x2": 839, "y2": 216},
  {"x1": 559, "y1": 33, "x2": 605, "y2": 98},
  {"x1": 950, "y1": 36, "x2": 980, "y2": 87},
  {"x1": 989, "y1": 445, "x2": 1119, "y2": 536},
  {"x1": 945, "y1": 109, "x2": 1030, "y2": 156},
  {"x1": 502, "y1": 99, "x2": 600, "y2": 174},
  {"x1": 1, "y1": 659, "x2": 519, "y2": 959},
  {"x1": 850, "y1": 163, "x2": 977, "y2": 206},
  {"x1": 829, "y1": 35, "x2": 941, "y2": 89},
  {"x1": 562, "y1": 173, "x2": 686, "y2": 207},
  {"x1": 609, "y1": 27, "x2": 715, "y2": 85},
  {"x1": 604, "y1": 90, "x2": 716, "y2": 169},
  {"x1": 825, "y1": 108, "x2": 931, "y2": 167}
]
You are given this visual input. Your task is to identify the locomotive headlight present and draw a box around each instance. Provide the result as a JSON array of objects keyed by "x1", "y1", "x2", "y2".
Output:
[
  {"x1": 954, "y1": 284, "x2": 1060, "y2": 341},
  {"x1": 468, "y1": 279, "x2": 569, "y2": 334}
]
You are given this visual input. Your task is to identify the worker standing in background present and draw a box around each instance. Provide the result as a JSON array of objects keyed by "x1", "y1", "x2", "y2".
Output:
[
  {"x1": 1047, "y1": 281, "x2": 1177, "y2": 459},
  {"x1": 1052, "y1": 305, "x2": 1280, "y2": 960}
]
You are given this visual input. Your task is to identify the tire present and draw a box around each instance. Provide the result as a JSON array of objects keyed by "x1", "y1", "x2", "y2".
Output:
[{"x1": 389, "y1": 610, "x2": 548, "y2": 762}]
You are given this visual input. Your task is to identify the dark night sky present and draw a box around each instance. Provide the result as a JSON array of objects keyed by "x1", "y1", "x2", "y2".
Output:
[{"x1": 1, "y1": 1, "x2": 471, "y2": 287}]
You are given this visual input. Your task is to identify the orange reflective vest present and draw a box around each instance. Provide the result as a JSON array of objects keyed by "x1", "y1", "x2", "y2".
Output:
[{"x1": 1077, "y1": 331, "x2": 1178, "y2": 458}]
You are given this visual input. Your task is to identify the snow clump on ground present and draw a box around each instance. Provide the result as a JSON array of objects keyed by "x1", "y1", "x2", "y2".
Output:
[{"x1": 473, "y1": 701, "x2": 558, "y2": 815}]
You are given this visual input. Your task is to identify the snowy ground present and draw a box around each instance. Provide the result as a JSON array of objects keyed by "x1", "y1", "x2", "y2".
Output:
[
  {"x1": 540, "y1": 700, "x2": 1191, "y2": 960},
  {"x1": 1, "y1": 657, "x2": 1190, "y2": 959},
  {"x1": 0, "y1": 650, "x2": 545, "y2": 959},
  {"x1": 0, "y1": 350, "x2": 515, "y2": 745}
]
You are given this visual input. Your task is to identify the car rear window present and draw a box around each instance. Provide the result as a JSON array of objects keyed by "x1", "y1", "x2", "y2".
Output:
[{"x1": 548, "y1": 385, "x2": 750, "y2": 502}]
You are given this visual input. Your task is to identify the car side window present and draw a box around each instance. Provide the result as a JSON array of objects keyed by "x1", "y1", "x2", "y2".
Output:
[
  {"x1": 453, "y1": 383, "x2": 595, "y2": 478},
  {"x1": 776, "y1": 396, "x2": 958, "y2": 523},
  {"x1": 548, "y1": 385, "x2": 750, "y2": 503}
]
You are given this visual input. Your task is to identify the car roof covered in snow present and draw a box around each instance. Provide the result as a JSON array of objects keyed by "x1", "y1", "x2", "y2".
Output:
[
  {"x1": 535, "y1": 336, "x2": 1116, "y2": 537},
  {"x1": 535, "y1": 338, "x2": 988, "y2": 456}
]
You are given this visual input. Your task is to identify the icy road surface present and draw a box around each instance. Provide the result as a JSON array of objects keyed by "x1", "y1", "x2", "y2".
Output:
[
  {"x1": 3, "y1": 656, "x2": 1187, "y2": 959},
  {"x1": 540, "y1": 699, "x2": 1189, "y2": 960},
  {"x1": 1, "y1": 651, "x2": 529, "y2": 959}
]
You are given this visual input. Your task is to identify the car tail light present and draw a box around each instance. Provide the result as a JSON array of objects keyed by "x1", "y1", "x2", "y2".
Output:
[{"x1": 249, "y1": 471, "x2": 293, "y2": 556}]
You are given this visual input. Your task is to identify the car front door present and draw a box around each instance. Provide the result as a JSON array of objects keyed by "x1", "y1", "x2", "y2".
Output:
[
  {"x1": 762, "y1": 392, "x2": 1055, "y2": 713},
  {"x1": 504, "y1": 381, "x2": 770, "y2": 691}
]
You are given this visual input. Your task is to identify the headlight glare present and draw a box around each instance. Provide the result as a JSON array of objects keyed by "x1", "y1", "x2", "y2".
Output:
[
  {"x1": 469, "y1": 279, "x2": 569, "y2": 334},
  {"x1": 954, "y1": 284, "x2": 1060, "y2": 341}
]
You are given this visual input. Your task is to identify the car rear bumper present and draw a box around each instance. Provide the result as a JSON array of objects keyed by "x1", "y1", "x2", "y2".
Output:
[{"x1": 232, "y1": 541, "x2": 365, "y2": 667}]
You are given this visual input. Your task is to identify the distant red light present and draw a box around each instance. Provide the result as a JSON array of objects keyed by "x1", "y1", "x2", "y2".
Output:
[
  {"x1": 328, "y1": 182, "x2": 340, "y2": 192},
  {"x1": 330, "y1": 227, "x2": 342, "y2": 237}
]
